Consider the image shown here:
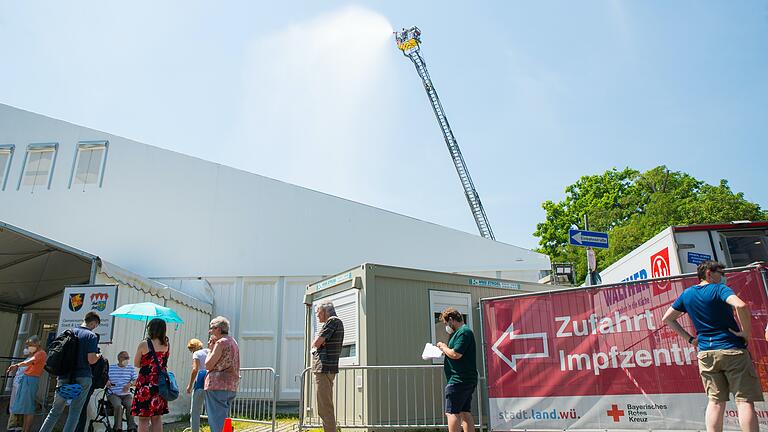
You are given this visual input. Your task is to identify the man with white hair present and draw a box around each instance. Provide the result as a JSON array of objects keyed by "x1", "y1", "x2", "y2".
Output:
[{"x1": 311, "y1": 302, "x2": 345, "y2": 432}]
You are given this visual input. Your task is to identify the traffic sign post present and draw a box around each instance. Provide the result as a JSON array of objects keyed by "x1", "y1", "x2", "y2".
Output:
[{"x1": 573, "y1": 216, "x2": 609, "y2": 286}]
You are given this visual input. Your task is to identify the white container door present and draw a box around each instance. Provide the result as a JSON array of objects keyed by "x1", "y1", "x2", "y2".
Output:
[{"x1": 428, "y1": 290, "x2": 472, "y2": 364}]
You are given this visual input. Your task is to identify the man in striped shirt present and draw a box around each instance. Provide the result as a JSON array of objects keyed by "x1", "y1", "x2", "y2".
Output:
[
  {"x1": 311, "y1": 302, "x2": 345, "y2": 432},
  {"x1": 107, "y1": 351, "x2": 138, "y2": 432}
]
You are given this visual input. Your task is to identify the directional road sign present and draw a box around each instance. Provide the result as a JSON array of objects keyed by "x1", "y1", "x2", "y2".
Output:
[{"x1": 569, "y1": 229, "x2": 609, "y2": 249}]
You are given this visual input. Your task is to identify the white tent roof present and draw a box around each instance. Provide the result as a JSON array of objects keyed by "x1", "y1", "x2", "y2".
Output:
[
  {"x1": 0, "y1": 221, "x2": 93, "y2": 309},
  {"x1": 99, "y1": 260, "x2": 212, "y2": 313},
  {"x1": 0, "y1": 104, "x2": 550, "y2": 280}
]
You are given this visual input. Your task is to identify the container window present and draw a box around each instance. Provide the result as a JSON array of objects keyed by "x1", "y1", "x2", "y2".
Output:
[
  {"x1": 70, "y1": 141, "x2": 108, "y2": 190},
  {"x1": 0, "y1": 145, "x2": 13, "y2": 191},
  {"x1": 19, "y1": 143, "x2": 57, "y2": 192},
  {"x1": 312, "y1": 289, "x2": 359, "y2": 366},
  {"x1": 720, "y1": 231, "x2": 768, "y2": 267}
]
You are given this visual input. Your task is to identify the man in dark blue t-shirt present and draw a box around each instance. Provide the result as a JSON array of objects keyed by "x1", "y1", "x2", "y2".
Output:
[
  {"x1": 663, "y1": 261, "x2": 763, "y2": 432},
  {"x1": 40, "y1": 311, "x2": 102, "y2": 432}
]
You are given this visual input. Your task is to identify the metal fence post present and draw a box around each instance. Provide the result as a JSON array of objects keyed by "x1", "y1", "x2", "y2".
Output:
[
  {"x1": 477, "y1": 376, "x2": 484, "y2": 431},
  {"x1": 272, "y1": 373, "x2": 279, "y2": 432},
  {"x1": 297, "y1": 367, "x2": 309, "y2": 432}
]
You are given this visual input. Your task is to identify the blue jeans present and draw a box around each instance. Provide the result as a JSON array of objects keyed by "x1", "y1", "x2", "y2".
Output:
[
  {"x1": 40, "y1": 376, "x2": 93, "y2": 432},
  {"x1": 190, "y1": 388, "x2": 205, "y2": 432},
  {"x1": 75, "y1": 383, "x2": 95, "y2": 432},
  {"x1": 205, "y1": 390, "x2": 235, "y2": 432}
]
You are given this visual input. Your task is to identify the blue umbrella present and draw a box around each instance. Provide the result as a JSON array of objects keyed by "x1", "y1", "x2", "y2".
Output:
[{"x1": 111, "y1": 302, "x2": 184, "y2": 324}]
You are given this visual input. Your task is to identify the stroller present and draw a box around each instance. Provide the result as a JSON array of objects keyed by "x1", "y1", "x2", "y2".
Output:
[{"x1": 88, "y1": 388, "x2": 133, "y2": 432}]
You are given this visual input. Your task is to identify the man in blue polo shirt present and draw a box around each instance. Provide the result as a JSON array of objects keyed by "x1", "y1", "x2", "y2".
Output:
[
  {"x1": 662, "y1": 260, "x2": 762, "y2": 432},
  {"x1": 40, "y1": 311, "x2": 102, "y2": 432}
]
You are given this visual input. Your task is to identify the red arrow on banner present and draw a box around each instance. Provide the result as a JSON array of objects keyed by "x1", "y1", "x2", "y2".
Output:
[{"x1": 491, "y1": 323, "x2": 549, "y2": 371}]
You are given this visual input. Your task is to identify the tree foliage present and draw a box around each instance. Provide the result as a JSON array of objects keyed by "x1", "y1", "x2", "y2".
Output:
[{"x1": 534, "y1": 166, "x2": 766, "y2": 283}]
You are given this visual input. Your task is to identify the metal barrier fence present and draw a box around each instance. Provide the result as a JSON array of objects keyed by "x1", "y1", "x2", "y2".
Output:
[
  {"x1": 298, "y1": 365, "x2": 484, "y2": 431},
  {"x1": 0, "y1": 357, "x2": 54, "y2": 413},
  {"x1": 0, "y1": 357, "x2": 25, "y2": 397},
  {"x1": 202, "y1": 367, "x2": 278, "y2": 431}
]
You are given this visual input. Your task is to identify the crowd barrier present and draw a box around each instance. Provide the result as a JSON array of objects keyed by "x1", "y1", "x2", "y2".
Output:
[
  {"x1": 298, "y1": 365, "x2": 484, "y2": 431},
  {"x1": 202, "y1": 367, "x2": 278, "y2": 431},
  {"x1": 0, "y1": 356, "x2": 24, "y2": 396}
]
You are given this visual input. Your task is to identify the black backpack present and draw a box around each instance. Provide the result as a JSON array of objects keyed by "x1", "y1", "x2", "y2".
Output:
[
  {"x1": 44, "y1": 329, "x2": 80, "y2": 377},
  {"x1": 91, "y1": 356, "x2": 109, "y2": 389}
]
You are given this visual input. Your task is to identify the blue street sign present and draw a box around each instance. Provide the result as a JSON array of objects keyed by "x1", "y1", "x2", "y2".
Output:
[
  {"x1": 569, "y1": 229, "x2": 609, "y2": 249},
  {"x1": 687, "y1": 252, "x2": 711, "y2": 265}
]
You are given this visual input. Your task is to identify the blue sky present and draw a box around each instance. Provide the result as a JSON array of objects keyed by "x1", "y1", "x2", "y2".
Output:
[{"x1": 1, "y1": 1, "x2": 766, "y2": 249}]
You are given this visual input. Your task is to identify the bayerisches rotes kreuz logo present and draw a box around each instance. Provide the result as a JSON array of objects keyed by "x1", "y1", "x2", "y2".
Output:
[{"x1": 607, "y1": 404, "x2": 625, "y2": 422}]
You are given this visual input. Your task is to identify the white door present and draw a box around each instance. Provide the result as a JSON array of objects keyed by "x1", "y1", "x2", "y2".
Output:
[{"x1": 428, "y1": 291, "x2": 472, "y2": 364}]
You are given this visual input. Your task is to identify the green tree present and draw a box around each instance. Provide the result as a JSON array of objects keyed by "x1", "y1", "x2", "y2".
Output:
[{"x1": 534, "y1": 166, "x2": 766, "y2": 283}]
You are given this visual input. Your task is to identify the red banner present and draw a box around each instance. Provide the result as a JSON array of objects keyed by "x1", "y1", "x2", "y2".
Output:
[{"x1": 482, "y1": 266, "x2": 768, "y2": 430}]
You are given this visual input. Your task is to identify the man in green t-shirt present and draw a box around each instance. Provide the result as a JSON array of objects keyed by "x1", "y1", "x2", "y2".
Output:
[{"x1": 437, "y1": 308, "x2": 478, "y2": 432}]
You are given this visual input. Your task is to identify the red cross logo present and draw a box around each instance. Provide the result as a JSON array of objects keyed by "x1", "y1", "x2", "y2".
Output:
[{"x1": 607, "y1": 404, "x2": 625, "y2": 422}]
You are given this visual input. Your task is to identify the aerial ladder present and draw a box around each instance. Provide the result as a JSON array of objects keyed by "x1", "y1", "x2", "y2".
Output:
[{"x1": 395, "y1": 27, "x2": 496, "y2": 240}]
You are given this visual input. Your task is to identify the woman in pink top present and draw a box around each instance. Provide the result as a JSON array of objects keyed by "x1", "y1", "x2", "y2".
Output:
[{"x1": 205, "y1": 316, "x2": 240, "y2": 432}]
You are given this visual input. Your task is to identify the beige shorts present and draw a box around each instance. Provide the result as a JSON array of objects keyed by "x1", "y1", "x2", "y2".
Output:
[{"x1": 697, "y1": 349, "x2": 764, "y2": 402}]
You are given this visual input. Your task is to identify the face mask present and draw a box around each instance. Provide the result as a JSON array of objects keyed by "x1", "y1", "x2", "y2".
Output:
[
  {"x1": 27, "y1": 346, "x2": 37, "y2": 354},
  {"x1": 720, "y1": 275, "x2": 728, "y2": 286},
  {"x1": 119, "y1": 358, "x2": 128, "y2": 365},
  {"x1": 22, "y1": 348, "x2": 29, "y2": 356},
  {"x1": 445, "y1": 325, "x2": 455, "y2": 335}
]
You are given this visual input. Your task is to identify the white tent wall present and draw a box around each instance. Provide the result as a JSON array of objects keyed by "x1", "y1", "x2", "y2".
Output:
[
  {"x1": 0, "y1": 103, "x2": 550, "y2": 283},
  {"x1": 279, "y1": 277, "x2": 312, "y2": 399},
  {"x1": 92, "y1": 271, "x2": 212, "y2": 421},
  {"x1": 180, "y1": 275, "x2": 317, "y2": 401}
]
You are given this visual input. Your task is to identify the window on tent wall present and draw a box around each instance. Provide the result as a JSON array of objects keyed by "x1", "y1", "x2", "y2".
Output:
[
  {"x1": 0, "y1": 145, "x2": 13, "y2": 191},
  {"x1": 70, "y1": 141, "x2": 108, "y2": 190},
  {"x1": 19, "y1": 143, "x2": 57, "y2": 192}
]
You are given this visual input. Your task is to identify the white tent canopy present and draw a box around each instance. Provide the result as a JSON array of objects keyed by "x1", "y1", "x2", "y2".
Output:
[
  {"x1": 0, "y1": 221, "x2": 94, "y2": 311},
  {"x1": 0, "y1": 220, "x2": 211, "y2": 314}
]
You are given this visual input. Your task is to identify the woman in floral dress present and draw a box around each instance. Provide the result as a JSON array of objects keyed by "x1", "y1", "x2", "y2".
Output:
[{"x1": 132, "y1": 318, "x2": 171, "y2": 432}]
